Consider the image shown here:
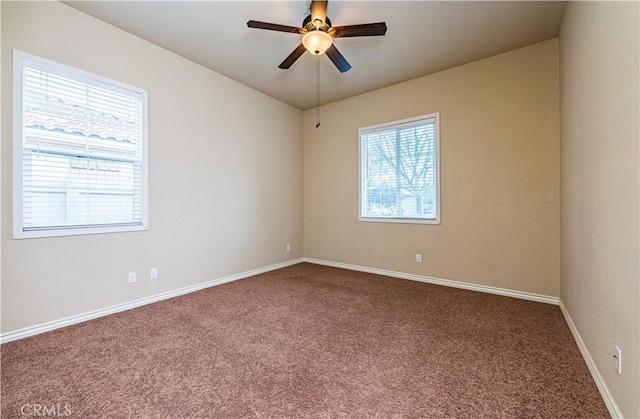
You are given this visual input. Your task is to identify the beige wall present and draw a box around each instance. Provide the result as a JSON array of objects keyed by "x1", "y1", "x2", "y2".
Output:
[
  {"x1": 303, "y1": 40, "x2": 560, "y2": 298},
  {"x1": 1, "y1": 2, "x2": 303, "y2": 334},
  {"x1": 560, "y1": 2, "x2": 640, "y2": 417}
]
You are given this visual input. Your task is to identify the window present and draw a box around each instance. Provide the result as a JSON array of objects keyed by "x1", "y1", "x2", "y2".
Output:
[
  {"x1": 13, "y1": 50, "x2": 148, "y2": 239},
  {"x1": 359, "y1": 113, "x2": 440, "y2": 224}
]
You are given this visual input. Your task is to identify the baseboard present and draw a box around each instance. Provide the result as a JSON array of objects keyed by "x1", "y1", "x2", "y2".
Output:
[
  {"x1": 0, "y1": 258, "x2": 304, "y2": 344},
  {"x1": 2, "y1": 258, "x2": 558, "y2": 343},
  {"x1": 302, "y1": 258, "x2": 559, "y2": 305},
  {"x1": 559, "y1": 301, "x2": 622, "y2": 419}
]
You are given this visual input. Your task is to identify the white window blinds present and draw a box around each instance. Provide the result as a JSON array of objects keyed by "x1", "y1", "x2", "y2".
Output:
[
  {"x1": 13, "y1": 50, "x2": 148, "y2": 238},
  {"x1": 360, "y1": 113, "x2": 440, "y2": 224}
]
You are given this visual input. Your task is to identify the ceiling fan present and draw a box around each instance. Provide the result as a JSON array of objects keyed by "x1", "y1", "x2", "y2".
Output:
[{"x1": 247, "y1": 0, "x2": 387, "y2": 73}]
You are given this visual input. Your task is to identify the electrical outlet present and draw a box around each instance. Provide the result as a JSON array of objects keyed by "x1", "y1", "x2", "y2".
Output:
[
  {"x1": 614, "y1": 345, "x2": 622, "y2": 374},
  {"x1": 416, "y1": 253, "x2": 422, "y2": 263},
  {"x1": 128, "y1": 271, "x2": 137, "y2": 284},
  {"x1": 150, "y1": 268, "x2": 158, "y2": 280},
  {"x1": 286, "y1": 243, "x2": 291, "y2": 252}
]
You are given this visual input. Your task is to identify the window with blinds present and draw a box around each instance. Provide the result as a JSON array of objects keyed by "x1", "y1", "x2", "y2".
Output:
[
  {"x1": 13, "y1": 50, "x2": 148, "y2": 239},
  {"x1": 359, "y1": 113, "x2": 440, "y2": 224}
]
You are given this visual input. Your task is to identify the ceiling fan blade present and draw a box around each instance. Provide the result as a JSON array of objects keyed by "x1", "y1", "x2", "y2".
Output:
[
  {"x1": 311, "y1": 0, "x2": 328, "y2": 25},
  {"x1": 247, "y1": 20, "x2": 305, "y2": 34},
  {"x1": 279, "y1": 44, "x2": 307, "y2": 69},
  {"x1": 330, "y1": 22, "x2": 387, "y2": 38},
  {"x1": 325, "y1": 44, "x2": 351, "y2": 73}
]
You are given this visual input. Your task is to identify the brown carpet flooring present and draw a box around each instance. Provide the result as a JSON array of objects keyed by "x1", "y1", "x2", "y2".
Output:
[{"x1": 2, "y1": 263, "x2": 608, "y2": 418}]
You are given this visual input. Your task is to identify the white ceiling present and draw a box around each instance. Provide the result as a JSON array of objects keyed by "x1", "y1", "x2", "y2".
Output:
[{"x1": 64, "y1": 1, "x2": 566, "y2": 110}]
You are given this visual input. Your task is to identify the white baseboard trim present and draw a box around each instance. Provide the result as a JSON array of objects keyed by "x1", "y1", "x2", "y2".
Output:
[
  {"x1": 559, "y1": 301, "x2": 622, "y2": 419},
  {"x1": 0, "y1": 258, "x2": 304, "y2": 344},
  {"x1": 303, "y1": 257, "x2": 559, "y2": 305}
]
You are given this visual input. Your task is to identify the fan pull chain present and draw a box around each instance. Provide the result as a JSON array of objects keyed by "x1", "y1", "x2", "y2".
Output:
[{"x1": 315, "y1": 55, "x2": 321, "y2": 128}]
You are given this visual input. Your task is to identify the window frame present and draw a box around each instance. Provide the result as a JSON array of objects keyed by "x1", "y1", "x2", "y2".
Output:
[
  {"x1": 359, "y1": 113, "x2": 441, "y2": 225},
  {"x1": 12, "y1": 50, "x2": 149, "y2": 239}
]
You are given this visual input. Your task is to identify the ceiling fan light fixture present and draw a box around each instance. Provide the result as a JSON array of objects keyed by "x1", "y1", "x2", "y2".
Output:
[{"x1": 302, "y1": 30, "x2": 332, "y2": 55}]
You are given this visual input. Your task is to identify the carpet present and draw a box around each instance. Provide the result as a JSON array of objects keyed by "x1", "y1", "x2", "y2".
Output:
[{"x1": 1, "y1": 263, "x2": 608, "y2": 418}]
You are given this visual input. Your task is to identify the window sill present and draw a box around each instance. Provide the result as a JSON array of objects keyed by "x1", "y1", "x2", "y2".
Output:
[
  {"x1": 13, "y1": 224, "x2": 149, "y2": 240},
  {"x1": 359, "y1": 217, "x2": 440, "y2": 225}
]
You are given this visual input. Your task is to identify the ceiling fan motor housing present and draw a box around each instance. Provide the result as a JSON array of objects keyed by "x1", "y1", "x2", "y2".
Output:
[{"x1": 303, "y1": 15, "x2": 332, "y2": 32}]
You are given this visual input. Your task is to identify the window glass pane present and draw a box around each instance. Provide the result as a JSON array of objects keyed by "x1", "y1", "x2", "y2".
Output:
[
  {"x1": 360, "y1": 114, "x2": 439, "y2": 223},
  {"x1": 14, "y1": 50, "x2": 147, "y2": 238}
]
